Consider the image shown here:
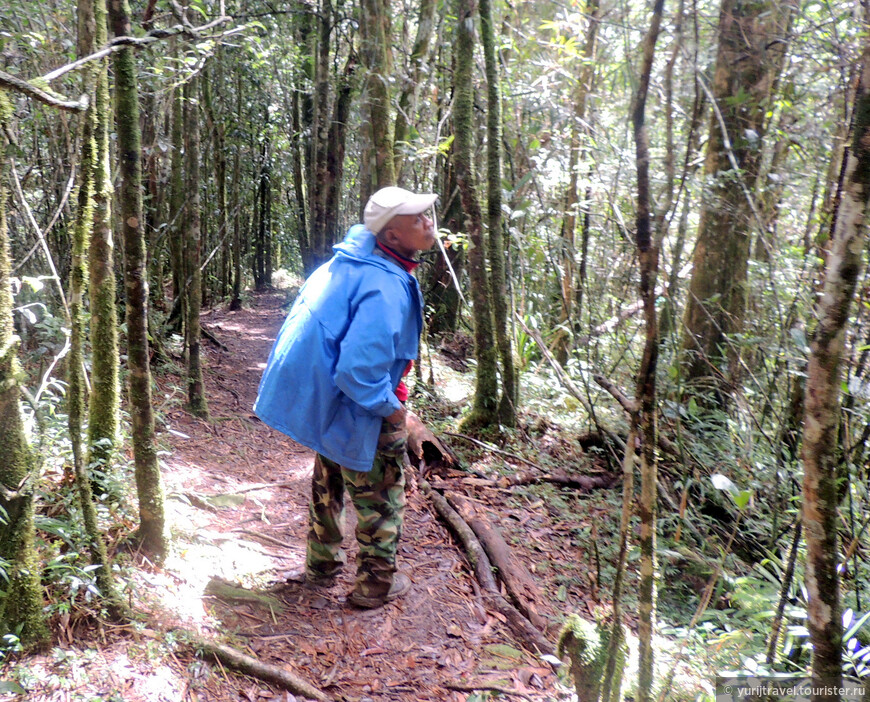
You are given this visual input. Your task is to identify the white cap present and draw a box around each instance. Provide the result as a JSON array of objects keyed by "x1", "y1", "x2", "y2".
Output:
[{"x1": 364, "y1": 186, "x2": 438, "y2": 234}]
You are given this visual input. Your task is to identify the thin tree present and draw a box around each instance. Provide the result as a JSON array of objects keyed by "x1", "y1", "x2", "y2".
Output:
[
  {"x1": 801, "y1": 28, "x2": 870, "y2": 702},
  {"x1": 108, "y1": 0, "x2": 169, "y2": 561},
  {"x1": 360, "y1": 0, "x2": 395, "y2": 190},
  {"x1": 185, "y1": 76, "x2": 208, "y2": 418},
  {"x1": 455, "y1": 0, "x2": 499, "y2": 430}
]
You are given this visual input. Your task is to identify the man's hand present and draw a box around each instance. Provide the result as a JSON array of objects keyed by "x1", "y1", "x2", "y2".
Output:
[{"x1": 385, "y1": 406, "x2": 406, "y2": 427}]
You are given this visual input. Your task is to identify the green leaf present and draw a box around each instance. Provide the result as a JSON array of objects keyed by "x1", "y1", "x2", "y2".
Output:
[
  {"x1": 485, "y1": 643, "x2": 525, "y2": 660},
  {"x1": 0, "y1": 682, "x2": 25, "y2": 694}
]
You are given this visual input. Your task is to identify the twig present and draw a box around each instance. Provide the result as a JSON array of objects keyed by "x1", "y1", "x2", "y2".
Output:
[
  {"x1": 443, "y1": 431, "x2": 544, "y2": 470},
  {"x1": 233, "y1": 528, "x2": 294, "y2": 551},
  {"x1": 445, "y1": 682, "x2": 535, "y2": 701}
]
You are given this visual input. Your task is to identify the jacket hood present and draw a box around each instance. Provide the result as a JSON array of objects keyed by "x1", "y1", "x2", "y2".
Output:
[{"x1": 333, "y1": 224, "x2": 375, "y2": 259}]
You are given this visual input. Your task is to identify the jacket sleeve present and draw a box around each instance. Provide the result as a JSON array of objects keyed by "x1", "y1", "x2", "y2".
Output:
[{"x1": 333, "y1": 288, "x2": 404, "y2": 417}]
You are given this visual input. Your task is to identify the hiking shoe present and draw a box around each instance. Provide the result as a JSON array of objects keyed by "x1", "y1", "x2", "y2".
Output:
[
  {"x1": 349, "y1": 573, "x2": 412, "y2": 609},
  {"x1": 285, "y1": 567, "x2": 341, "y2": 588}
]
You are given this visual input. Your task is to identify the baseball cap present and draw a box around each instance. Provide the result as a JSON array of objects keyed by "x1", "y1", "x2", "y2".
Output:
[{"x1": 364, "y1": 186, "x2": 438, "y2": 234}]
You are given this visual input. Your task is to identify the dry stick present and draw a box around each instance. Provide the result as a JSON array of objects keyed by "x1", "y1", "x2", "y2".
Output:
[
  {"x1": 421, "y1": 480, "x2": 555, "y2": 658},
  {"x1": 233, "y1": 528, "x2": 295, "y2": 551},
  {"x1": 13, "y1": 164, "x2": 77, "y2": 272},
  {"x1": 192, "y1": 638, "x2": 330, "y2": 701},
  {"x1": 446, "y1": 492, "x2": 549, "y2": 633}
]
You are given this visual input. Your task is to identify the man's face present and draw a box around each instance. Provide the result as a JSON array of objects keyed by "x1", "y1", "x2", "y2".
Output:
[{"x1": 384, "y1": 212, "x2": 436, "y2": 257}]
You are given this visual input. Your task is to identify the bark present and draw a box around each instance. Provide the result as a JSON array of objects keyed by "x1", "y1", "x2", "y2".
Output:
[
  {"x1": 680, "y1": 0, "x2": 795, "y2": 403},
  {"x1": 360, "y1": 0, "x2": 395, "y2": 189},
  {"x1": 87, "y1": 0, "x2": 120, "y2": 481},
  {"x1": 479, "y1": 0, "x2": 517, "y2": 426},
  {"x1": 801, "y1": 37, "x2": 870, "y2": 701},
  {"x1": 109, "y1": 0, "x2": 169, "y2": 561},
  {"x1": 168, "y1": 49, "x2": 186, "y2": 317},
  {"x1": 185, "y1": 77, "x2": 208, "y2": 418},
  {"x1": 393, "y1": 0, "x2": 435, "y2": 179},
  {"x1": 0, "y1": 178, "x2": 49, "y2": 648},
  {"x1": 454, "y1": 0, "x2": 498, "y2": 430},
  {"x1": 229, "y1": 140, "x2": 243, "y2": 311},
  {"x1": 290, "y1": 77, "x2": 310, "y2": 272}
]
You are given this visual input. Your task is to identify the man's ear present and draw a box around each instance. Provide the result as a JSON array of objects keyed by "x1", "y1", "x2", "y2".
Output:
[{"x1": 380, "y1": 225, "x2": 399, "y2": 247}]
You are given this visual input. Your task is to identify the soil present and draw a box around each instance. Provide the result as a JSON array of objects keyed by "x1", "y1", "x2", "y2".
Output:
[{"x1": 4, "y1": 291, "x2": 617, "y2": 702}]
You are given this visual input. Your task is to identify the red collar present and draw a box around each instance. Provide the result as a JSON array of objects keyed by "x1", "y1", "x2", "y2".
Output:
[{"x1": 376, "y1": 242, "x2": 420, "y2": 272}]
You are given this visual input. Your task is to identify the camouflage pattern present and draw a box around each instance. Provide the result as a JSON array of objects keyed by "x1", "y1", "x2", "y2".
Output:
[{"x1": 306, "y1": 417, "x2": 407, "y2": 600}]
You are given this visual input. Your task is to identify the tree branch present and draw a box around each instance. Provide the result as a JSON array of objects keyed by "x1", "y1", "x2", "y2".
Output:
[{"x1": 0, "y1": 71, "x2": 88, "y2": 112}]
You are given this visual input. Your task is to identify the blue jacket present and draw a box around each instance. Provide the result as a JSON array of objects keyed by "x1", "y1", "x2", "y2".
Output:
[{"x1": 254, "y1": 225, "x2": 423, "y2": 472}]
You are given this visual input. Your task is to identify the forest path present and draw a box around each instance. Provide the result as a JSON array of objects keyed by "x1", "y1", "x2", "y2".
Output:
[{"x1": 153, "y1": 291, "x2": 563, "y2": 702}]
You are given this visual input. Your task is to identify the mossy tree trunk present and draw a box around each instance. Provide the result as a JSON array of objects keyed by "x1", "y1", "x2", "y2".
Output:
[
  {"x1": 87, "y1": 0, "x2": 119, "y2": 480},
  {"x1": 68, "y1": 0, "x2": 121, "y2": 614},
  {"x1": 185, "y1": 76, "x2": 208, "y2": 418},
  {"x1": 108, "y1": 0, "x2": 169, "y2": 562},
  {"x1": 479, "y1": 0, "x2": 517, "y2": 427},
  {"x1": 455, "y1": 0, "x2": 499, "y2": 431},
  {"x1": 0, "y1": 174, "x2": 49, "y2": 648},
  {"x1": 801, "y1": 32, "x2": 870, "y2": 702},
  {"x1": 308, "y1": 0, "x2": 333, "y2": 267},
  {"x1": 323, "y1": 57, "x2": 356, "y2": 246},
  {"x1": 679, "y1": 0, "x2": 795, "y2": 405},
  {"x1": 168, "y1": 44, "x2": 186, "y2": 330}
]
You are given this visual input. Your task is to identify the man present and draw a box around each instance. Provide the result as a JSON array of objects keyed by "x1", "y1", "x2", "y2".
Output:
[{"x1": 254, "y1": 186, "x2": 438, "y2": 608}]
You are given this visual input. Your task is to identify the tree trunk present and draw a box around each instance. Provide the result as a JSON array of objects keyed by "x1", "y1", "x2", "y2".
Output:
[
  {"x1": 631, "y1": 3, "x2": 664, "y2": 699},
  {"x1": 323, "y1": 57, "x2": 356, "y2": 247},
  {"x1": 185, "y1": 76, "x2": 208, "y2": 418},
  {"x1": 309, "y1": 0, "x2": 333, "y2": 267},
  {"x1": 87, "y1": 0, "x2": 120, "y2": 482},
  {"x1": 679, "y1": 0, "x2": 795, "y2": 404},
  {"x1": 479, "y1": 0, "x2": 517, "y2": 427},
  {"x1": 0, "y1": 177, "x2": 49, "y2": 648},
  {"x1": 455, "y1": 0, "x2": 498, "y2": 430},
  {"x1": 168, "y1": 48, "x2": 186, "y2": 327},
  {"x1": 68, "y1": 0, "x2": 122, "y2": 615},
  {"x1": 108, "y1": 0, "x2": 169, "y2": 562},
  {"x1": 801, "y1": 37, "x2": 870, "y2": 702},
  {"x1": 394, "y1": 0, "x2": 435, "y2": 179},
  {"x1": 360, "y1": 0, "x2": 395, "y2": 189}
]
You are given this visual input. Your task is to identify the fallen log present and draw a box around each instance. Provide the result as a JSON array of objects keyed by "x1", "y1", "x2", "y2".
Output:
[
  {"x1": 421, "y1": 480, "x2": 555, "y2": 658},
  {"x1": 446, "y1": 492, "x2": 549, "y2": 634},
  {"x1": 191, "y1": 637, "x2": 331, "y2": 701},
  {"x1": 405, "y1": 411, "x2": 456, "y2": 477}
]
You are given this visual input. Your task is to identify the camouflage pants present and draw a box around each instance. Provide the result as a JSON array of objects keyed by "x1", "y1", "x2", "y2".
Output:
[{"x1": 306, "y1": 417, "x2": 407, "y2": 599}]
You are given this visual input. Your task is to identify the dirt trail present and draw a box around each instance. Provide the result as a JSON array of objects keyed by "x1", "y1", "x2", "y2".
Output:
[{"x1": 155, "y1": 291, "x2": 563, "y2": 702}]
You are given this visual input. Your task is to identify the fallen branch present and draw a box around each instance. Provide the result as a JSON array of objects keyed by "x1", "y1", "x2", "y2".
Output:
[
  {"x1": 445, "y1": 682, "x2": 535, "y2": 701},
  {"x1": 443, "y1": 431, "x2": 544, "y2": 471},
  {"x1": 592, "y1": 374, "x2": 637, "y2": 415},
  {"x1": 496, "y1": 470, "x2": 618, "y2": 492},
  {"x1": 201, "y1": 324, "x2": 229, "y2": 350},
  {"x1": 421, "y1": 480, "x2": 555, "y2": 658},
  {"x1": 446, "y1": 492, "x2": 549, "y2": 634},
  {"x1": 190, "y1": 637, "x2": 330, "y2": 701}
]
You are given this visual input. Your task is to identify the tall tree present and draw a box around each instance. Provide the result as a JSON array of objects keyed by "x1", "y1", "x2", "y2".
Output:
[
  {"x1": 455, "y1": 0, "x2": 499, "y2": 430},
  {"x1": 801, "y1": 28, "x2": 870, "y2": 702},
  {"x1": 479, "y1": 0, "x2": 517, "y2": 426},
  {"x1": 108, "y1": 0, "x2": 169, "y2": 561},
  {"x1": 679, "y1": 0, "x2": 795, "y2": 403}
]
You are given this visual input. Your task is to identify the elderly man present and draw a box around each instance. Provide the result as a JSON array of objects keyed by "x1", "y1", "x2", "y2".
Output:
[{"x1": 255, "y1": 186, "x2": 437, "y2": 608}]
